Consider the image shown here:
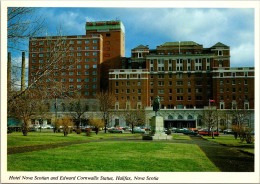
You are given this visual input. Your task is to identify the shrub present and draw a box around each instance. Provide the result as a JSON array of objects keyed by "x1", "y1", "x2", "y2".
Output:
[
  {"x1": 76, "y1": 129, "x2": 81, "y2": 134},
  {"x1": 86, "y1": 128, "x2": 92, "y2": 136},
  {"x1": 59, "y1": 116, "x2": 73, "y2": 136},
  {"x1": 89, "y1": 118, "x2": 104, "y2": 135}
]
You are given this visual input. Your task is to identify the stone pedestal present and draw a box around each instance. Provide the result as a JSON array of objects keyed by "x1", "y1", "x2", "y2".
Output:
[{"x1": 150, "y1": 116, "x2": 170, "y2": 140}]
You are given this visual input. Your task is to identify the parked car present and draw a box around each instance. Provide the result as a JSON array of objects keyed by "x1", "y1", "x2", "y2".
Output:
[
  {"x1": 223, "y1": 129, "x2": 233, "y2": 134},
  {"x1": 199, "y1": 129, "x2": 219, "y2": 136},
  {"x1": 174, "y1": 128, "x2": 187, "y2": 133},
  {"x1": 183, "y1": 129, "x2": 198, "y2": 136},
  {"x1": 108, "y1": 128, "x2": 124, "y2": 133},
  {"x1": 133, "y1": 128, "x2": 146, "y2": 133}
]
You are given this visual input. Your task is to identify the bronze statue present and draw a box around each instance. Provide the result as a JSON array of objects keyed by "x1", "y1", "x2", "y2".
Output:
[{"x1": 152, "y1": 96, "x2": 160, "y2": 116}]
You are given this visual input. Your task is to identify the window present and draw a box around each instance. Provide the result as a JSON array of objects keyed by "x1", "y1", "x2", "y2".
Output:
[
  {"x1": 77, "y1": 40, "x2": 82, "y2": 44},
  {"x1": 85, "y1": 52, "x2": 89, "y2": 56},
  {"x1": 93, "y1": 65, "x2": 97, "y2": 69},
  {"x1": 93, "y1": 71, "x2": 97, "y2": 75},
  {"x1": 158, "y1": 89, "x2": 164, "y2": 94},
  {"x1": 93, "y1": 58, "x2": 97, "y2": 62},
  {"x1": 220, "y1": 73, "x2": 224, "y2": 77},
  {"x1": 218, "y1": 50, "x2": 223, "y2": 56},
  {"x1": 85, "y1": 40, "x2": 89, "y2": 44},
  {"x1": 244, "y1": 88, "x2": 248, "y2": 93},
  {"x1": 177, "y1": 88, "x2": 183, "y2": 93},
  {"x1": 220, "y1": 88, "x2": 224, "y2": 93},
  {"x1": 77, "y1": 53, "x2": 82, "y2": 56},
  {"x1": 39, "y1": 53, "x2": 44, "y2": 57},
  {"x1": 93, "y1": 46, "x2": 98, "y2": 50},
  {"x1": 69, "y1": 72, "x2": 73, "y2": 76},
  {"x1": 232, "y1": 88, "x2": 236, "y2": 93},
  {"x1": 84, "y1": 78, "x2": 89, "y2": 82},
  {"x1": 93, "y1": 77, "x2": 97, "y2": 82},
  {"x1": 93, "y1": 40, "x2": 97, "y2": 43},
  {"x1": 244, "y1": 80, "x2": 248, "y2": 85},
  {"x1": 220, "y1": 80, "x2": 224, "y2": 85},
  {"x1": 77, "y1": 71, "x2": 81, "y2": 75},
  {"x1": 177, "y1": 96, "x2": 183, "y2": 101},
  {"x1": 85, "y1": 84, "x2": 89, "y2": 89},
  {"x1": 77, "y1": 85, "x2": 81, "y2": 89},
  {"x1": 69, "y1": 40, "x2": 74, "y2": 44},
  {"x1": 176, "y1": 81, "x2": 183, "y2": 86},
  {"x1": 93, "y1": 84, "x2": 97, "y2": 89},
  {"x1": 69, "y1": 78, "x2": 73, "y2": 82},
  {"x1": 61, "y1": 78, "x2": 66, "y2": 82},
  {"x1": 85, "y1": 92, "x2": 89, "y2": 96},
  {"x1": 85, "y1": 65, "x2": 89, "y2": 69},
  {"x1": 232, "y1": 80, "x2": 236, "y2": 85},
  {"x1": 85, "y1": 58, "x2": 89, "y2": 62},
  {"x1": 93, "y1": 52, "x2": 97, "y2": 56},
  {"x1": 61, "y1": 72, "x2": 66, "y2": 76},
  {"x1": 77, "y1": 65, "x2": 81, "y2": 69}
]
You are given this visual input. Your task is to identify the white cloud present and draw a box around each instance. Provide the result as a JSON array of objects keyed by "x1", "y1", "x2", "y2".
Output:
[{"x1": 231, "y1": 43, "x2": 254, "y2": 67}]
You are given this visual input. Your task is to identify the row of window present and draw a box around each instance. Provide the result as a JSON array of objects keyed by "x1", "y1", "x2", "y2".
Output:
[
  {"x1": 150, "y1": 65, "x2": 210, "y2": 72},
  {"x1": 32, "y1": 52, "x2": 98, "y2": 58},
  {"x1": 31, "y1": 39, "x2": 98, "y2": 46},
  {"x1": 115, "y1": 89, "x2": 142, "y2": 94},
  {"x1": 220, "y1": 79, "x2": 248, "y2": 85},
  {"x1": 149, "y1": 96, "x2": 204, "y2": 102},
  {"x1": 220, "y1": 88, "x2": 248, "y2": 93},
  {"x1": 150, "y1": 80, "x2": 204, "y2": 86},
  {"x1": 150, "y1": 58, "x2": 210, "y2": 64},
  {"x1": 33, "y1": 78, "x2": 98, "y2": 83},
  {"x1": 220, "y1": 95, "x2": 248, "y2": 101},
  {"x1": 31, "y1": 46, "x2": 99, "y2": 52},
  {"x1": 219, "y1": 72, "x2": 248, "y2": 77},
  {"x1": 31, "y1": 64, "x2": 98, "y2": 70},
  {"x1": 116, "y1": 96, "x2": 142, "y2": 101},
  {"x1": 150, "y1": 88, "x2": 206, "y2": 94},
  {"x1": 32, "y1": 58, "x2": 98, "y2": 63}
]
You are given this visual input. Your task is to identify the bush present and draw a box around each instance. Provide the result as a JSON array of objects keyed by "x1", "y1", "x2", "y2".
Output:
[
  {"x1": 76, "y1": 129, "x2": 81, "y2": 134},
  {"x1": 86, "y1": 128, "x2": 92, "y2": 136},
  {"x1": 59, "y1": 117, "x2": 73, "y2": 136}
]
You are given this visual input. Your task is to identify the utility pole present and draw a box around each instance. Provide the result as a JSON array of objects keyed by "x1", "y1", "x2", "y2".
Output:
[
  {"x1": 7, "y1": 52, "x2": 11, "y2": 92},
  {"x1": 21, "y1": 52, "x2": 26, "y2": 91}
]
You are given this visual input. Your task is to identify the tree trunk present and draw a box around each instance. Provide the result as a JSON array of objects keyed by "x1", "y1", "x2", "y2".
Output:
[{"x1": 131, "y1": 124, "x2": 134, "y2": 134}]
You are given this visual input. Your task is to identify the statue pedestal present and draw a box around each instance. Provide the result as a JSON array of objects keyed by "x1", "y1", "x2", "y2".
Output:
[{"x1": 150, "y1": 116, "x2": 170, "y2": 140}]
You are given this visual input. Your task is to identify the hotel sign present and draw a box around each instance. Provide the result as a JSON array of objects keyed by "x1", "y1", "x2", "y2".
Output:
[{"x1": 87, "y1": 21, "x2": 120, "y2": 26}]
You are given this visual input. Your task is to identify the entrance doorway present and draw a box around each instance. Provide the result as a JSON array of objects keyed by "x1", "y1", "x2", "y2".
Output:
[{"x1": 164, "y1": 120, "x2": 196, "y2": 129}]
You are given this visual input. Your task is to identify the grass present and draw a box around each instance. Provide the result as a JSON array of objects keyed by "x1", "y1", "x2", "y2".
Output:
[
  {"x1": 7, "y1": 132, "x2": 140, "y2": 148},
  {"x1": 201, "y1": 135, "x2": 254, "y2": 154},
  {"x1": 171, "y1": 134, "x2": 191, "y2": 140},
  {"x1": 8, "y1": 141, "x2": 219, "y2": 171}
]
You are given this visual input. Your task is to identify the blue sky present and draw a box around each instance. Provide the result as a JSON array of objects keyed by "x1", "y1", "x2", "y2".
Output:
[{"x1": 10, "y1": 7, "x2": 255, "y2": 67}]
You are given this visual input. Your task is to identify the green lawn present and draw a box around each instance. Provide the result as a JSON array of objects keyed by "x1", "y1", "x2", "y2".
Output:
[
  {"x1": 201, "y1": 135, "x2": 254, "y2": 154},
  {"x1": 8, "y1": 141, "x2": 219, "y2": 171},
  {"x1": 7, "y1": 132, "x2": 140, "y2": 147},
  {"x1": 171, "y1": 134, "x2": 191, "y2": 140}
]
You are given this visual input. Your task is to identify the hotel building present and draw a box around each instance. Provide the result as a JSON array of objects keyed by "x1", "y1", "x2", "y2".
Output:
[{"x1": 28, "y1": 20, "x2": 254, "y2": 129}]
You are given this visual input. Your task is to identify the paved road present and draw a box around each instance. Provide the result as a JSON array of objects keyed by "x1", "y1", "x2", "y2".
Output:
[
  {"x1": 8, "y1": 135, "x2": 254, "y2": 172},
  {"x1": 190, "y1": 136, "x2": 254, "y2": 172}
]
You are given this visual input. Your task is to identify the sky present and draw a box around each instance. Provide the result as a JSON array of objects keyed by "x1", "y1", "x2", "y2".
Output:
[{"x1": 9, "y1": 7, "x2": 255, "y2": 68}]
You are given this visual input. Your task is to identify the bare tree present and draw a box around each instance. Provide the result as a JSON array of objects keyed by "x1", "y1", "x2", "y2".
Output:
[
  {"x1": 8, "y1": 90, "x2": 44, "y2": 136},
  {"x1": 8, "y1": 31, "x2": 79, "y2": 104},
  {"x1": 8, "y1": 7, "x2": 46, "y2": 50},
  {"x1": 121, "y1": 107, "x2": 145, "y2": 134},
  {"x1": 202, "y1": 106, "x2": 218, "y2": 139},
  {"x1": 66, "y1": 94, "x2": 89, "y2": 132},
  {"x1": 231, "y1": 103, "x2": 251, "y2": 140},
  {"x1": 96, "y1": 91, "x2": 115, "y2": 133}
]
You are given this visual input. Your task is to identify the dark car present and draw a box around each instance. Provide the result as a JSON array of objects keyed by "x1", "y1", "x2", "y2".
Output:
[
  {"x1": 183, "y1": 129, "x2": 198, "y2": 136},
  {"x1": 174, "y1": 128, "x2": 187, "y2": 133}
]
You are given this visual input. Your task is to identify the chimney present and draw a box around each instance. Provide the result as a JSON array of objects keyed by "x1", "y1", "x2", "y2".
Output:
[
  {"x1": 7, "y1": 52, "x2": 11, "y2": 92},
  {"x1": 21, "y1": 52, "x2": 25, "y2": 91}
]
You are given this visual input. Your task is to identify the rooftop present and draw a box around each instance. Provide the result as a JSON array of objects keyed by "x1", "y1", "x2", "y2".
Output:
[
  {"x1": 85, "y1": 20, "x2": 125, "y2": 33},
  {"x1": 158, "y1": 41, "x2": 201, "y2": 47}
]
